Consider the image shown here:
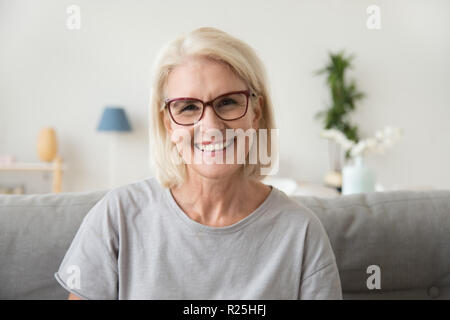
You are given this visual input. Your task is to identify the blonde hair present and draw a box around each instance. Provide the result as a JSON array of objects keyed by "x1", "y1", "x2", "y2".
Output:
[{"x1": 149, "y1": 27, "x2": 277, "y2": 188}]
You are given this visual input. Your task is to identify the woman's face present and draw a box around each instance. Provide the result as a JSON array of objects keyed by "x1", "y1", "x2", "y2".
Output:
[{"x1": 164, "y1": 56, "x2": 262, "y2": 180}]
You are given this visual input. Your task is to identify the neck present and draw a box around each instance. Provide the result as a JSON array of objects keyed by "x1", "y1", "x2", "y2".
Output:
[{"x1": 170, "y1": 168, "x2": 269, "y2": 227}]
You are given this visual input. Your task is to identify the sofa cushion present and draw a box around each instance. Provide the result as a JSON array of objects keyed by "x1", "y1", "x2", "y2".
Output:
[
  {"x1": 0, "y1": 190, "x2": 107, "y2": 299},
  {"x1": 292, "y1": 190, "x2": 450, "y2": 299}
]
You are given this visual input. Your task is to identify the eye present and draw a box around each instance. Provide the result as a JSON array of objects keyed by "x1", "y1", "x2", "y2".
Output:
[
  {"x1": 218, "y1": 98, "x2": 236, "y2": 106},
  {"x1": 180, "y1": 104, "x2": 199, "y2": 112}
]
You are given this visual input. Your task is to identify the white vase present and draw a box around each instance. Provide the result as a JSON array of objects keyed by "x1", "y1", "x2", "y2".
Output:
[{"x1": 342, "y1": 156, "x2": 375, "y2": 195}]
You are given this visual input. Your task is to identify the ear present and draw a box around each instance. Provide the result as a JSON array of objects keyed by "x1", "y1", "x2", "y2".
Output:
[{"x1": 252, "y1": 95, "x2": 263, "y2": 130}]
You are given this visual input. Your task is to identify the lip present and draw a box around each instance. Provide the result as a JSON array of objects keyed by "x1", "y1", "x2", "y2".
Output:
[
  {"x1": 194, "y1": 140, "x2": 227, "y2": 145},
  {"x1": 194, "y1": 138, "x2": 235, "y2": 153}
]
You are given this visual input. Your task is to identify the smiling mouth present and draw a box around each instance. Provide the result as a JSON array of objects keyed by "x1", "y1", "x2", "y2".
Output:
[{"x1": 194, "y1": 138, "x2": 235, "y2": 152}]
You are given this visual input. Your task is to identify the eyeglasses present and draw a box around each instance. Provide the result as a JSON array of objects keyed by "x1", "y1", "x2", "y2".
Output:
[{"x1": 164, "y1": 90, "x2": 256, "y2": 126}]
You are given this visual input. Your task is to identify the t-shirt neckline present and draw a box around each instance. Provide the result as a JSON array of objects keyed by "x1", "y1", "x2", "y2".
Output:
[{"x1": 164, "y1": 184, "x2": 276, "y2": 234}]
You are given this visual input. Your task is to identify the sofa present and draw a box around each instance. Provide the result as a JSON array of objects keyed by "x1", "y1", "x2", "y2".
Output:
[{"x1": 1, "y1": 185, "x2": 449, "y2": 300}]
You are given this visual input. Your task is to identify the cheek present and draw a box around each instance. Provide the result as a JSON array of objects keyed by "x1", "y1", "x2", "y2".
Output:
[
  {"x1": 232, "y1": 113, "x2": 255, "y2": 131},
  {"x1": 169, "y1": 125, "x2": 194, "y2": 149}
]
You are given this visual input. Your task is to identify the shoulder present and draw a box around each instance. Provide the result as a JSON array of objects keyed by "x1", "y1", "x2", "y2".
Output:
[
  {"x1": 267, "y1": 187, "x2": 336, "y2": 271},
  {"x1": 83, "y1": 176, "x2": 165, "y2": 227},
  {"x1": 270, "y1": 188, "x2": 338, "y2": 278},
  {"x1": 270, "y1": 187, "x2": 324, "y2": 231},
  {"x1": 103, "y1": 176, "x2": 165, "y2": 208},
  {"x1": 267, "y1": 187, "x2": 332, "y2": 251}
]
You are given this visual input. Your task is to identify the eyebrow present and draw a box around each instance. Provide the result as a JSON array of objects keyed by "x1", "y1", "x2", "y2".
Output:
[{"x1": 166, "y1": 90, "x2": 247, "y2": 102}]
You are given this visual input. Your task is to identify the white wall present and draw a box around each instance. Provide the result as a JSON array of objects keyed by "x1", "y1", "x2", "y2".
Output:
[{"x1": 1, "y1": 0, "x2": 449, "y2": 193}]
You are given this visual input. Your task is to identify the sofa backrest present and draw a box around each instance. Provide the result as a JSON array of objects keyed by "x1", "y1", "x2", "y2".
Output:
[
  {"x1": 1, "y1": 188, "x2": 449, "y2": 299},
  {"x1": 292, "y1": 190, "x2": 450, "y2": 299},
  {"x1": 0, "y1": 190, "x2": 107, "y2": 299}
]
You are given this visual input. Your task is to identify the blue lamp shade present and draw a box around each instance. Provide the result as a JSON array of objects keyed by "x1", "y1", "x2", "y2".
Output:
[{"x1": 97, "y1": 107, "x2": 132, "y2": 132}]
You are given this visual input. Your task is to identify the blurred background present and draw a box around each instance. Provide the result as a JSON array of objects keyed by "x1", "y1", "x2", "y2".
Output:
[{"x1": 0, "y1": 0, "x2": 449, "y2": 194}]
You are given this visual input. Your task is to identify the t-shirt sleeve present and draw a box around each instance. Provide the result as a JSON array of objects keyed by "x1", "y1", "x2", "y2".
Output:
[
  {"x1": 299, "y1": 211, "x2": 343, "y2": 300},
  {"x1": 54, "y1": 192, "x2": 119, "y2": 300}
]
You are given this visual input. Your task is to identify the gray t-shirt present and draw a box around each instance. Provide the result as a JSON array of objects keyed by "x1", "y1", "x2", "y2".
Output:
[{"x1": 55, "y1": 177, "x2": 342, "y2": 299}]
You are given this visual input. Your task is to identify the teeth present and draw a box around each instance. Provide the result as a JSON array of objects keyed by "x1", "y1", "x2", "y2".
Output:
[{"x1": 196, "y1": 140, "x2": 233, "y2": 152}]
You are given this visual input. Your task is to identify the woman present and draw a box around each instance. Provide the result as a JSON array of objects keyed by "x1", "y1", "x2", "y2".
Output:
[{"x1": 55, "y1": 27, "x2": 342, "y2": 300}]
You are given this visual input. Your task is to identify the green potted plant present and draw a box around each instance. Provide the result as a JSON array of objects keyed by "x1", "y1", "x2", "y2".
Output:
[{"x1": 315, "y1": 51, "x2": 365, "y2": 189}]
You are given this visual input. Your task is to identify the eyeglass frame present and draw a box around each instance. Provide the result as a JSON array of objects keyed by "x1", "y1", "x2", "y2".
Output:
[{"x1": 163, "y1": 90, "x2": 257, "y2": 126}]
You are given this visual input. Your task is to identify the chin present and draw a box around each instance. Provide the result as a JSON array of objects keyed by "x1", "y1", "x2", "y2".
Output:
[{"x1": 188, "y1": 164, "x2": 242, "y2": 180}]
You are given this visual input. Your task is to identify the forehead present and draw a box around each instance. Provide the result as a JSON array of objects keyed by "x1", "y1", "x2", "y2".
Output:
[{"x1": 166, "y1": 56, "x2": 247, "y2": 100}]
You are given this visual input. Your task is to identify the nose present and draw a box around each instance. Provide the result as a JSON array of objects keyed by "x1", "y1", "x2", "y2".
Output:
[{"x1": 199, "y1": 103, "x2": 224, "y2": 129}]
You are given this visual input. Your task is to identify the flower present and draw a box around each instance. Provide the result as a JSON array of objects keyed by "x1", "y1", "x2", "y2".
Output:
[
  {"x1": 320, "y1": 129, "x2": 355, "y2": 152},
  {"x1": 321, "y1": 126, "x2": 403, "y2": 159}
]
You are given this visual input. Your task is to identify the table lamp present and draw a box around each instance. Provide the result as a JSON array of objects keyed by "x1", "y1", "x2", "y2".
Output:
[{"x1": 97, "y1": 106, "x2": 132, "y2": 188}]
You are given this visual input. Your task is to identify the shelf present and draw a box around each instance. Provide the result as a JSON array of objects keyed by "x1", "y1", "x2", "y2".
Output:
[{"x1": 0, "y1": 158, "x2": 65, "y2": 193}]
